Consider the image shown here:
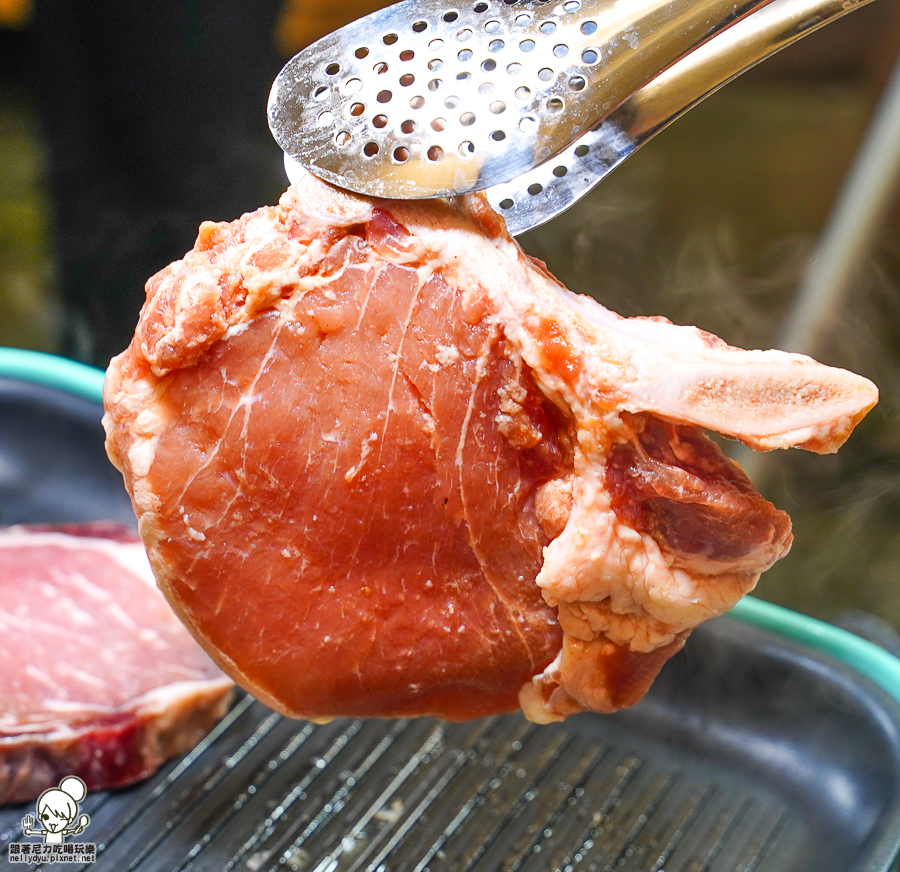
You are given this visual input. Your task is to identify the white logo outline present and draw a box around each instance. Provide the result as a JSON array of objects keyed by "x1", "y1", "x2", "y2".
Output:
[
  {"x1": 21, "y1": 776, "x2": 90, "y2": 845},
  {"x1": 10, "y1": 775, "x2": 96, "y2": 864}
]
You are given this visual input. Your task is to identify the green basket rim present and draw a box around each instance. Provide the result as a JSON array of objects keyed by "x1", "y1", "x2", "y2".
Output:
[
  {"x1": 0, "y1": 347, "x2": 104, "y2": 403},
  {"x1": 730, "y1": 596, "x2": 900, "y2": 704}
]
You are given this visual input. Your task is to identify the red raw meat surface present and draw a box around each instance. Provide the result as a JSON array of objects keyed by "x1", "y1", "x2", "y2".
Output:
[
  {"x1": 0, "y1": 523, "x2": 233, "y2": 805},
  {"x1": 103, "y1": 173, "x2": 877, "y2": 722}
]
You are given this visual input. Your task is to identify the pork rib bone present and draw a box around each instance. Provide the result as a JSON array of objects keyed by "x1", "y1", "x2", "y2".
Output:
[{"x1": 103, "y1": 173, "x2": 877, "y2": 724}]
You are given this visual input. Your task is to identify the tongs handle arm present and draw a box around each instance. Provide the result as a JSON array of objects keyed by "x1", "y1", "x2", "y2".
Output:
[
  {"x1": 492, "y1": 0, "x2": 881, "y2": 235},
  {"x1": 629, "y1": 0, "x2": 877, "y2": 141}
]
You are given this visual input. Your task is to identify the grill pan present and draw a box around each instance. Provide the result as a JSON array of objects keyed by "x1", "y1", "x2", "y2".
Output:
[{"x1": 2, "y1": 348, "x2": 900, "y2": 872}]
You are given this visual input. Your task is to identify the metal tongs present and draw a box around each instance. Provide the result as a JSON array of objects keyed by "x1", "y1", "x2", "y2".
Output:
[{"x1": 269, "y1": 0, "x2": 879, "y2": 236}]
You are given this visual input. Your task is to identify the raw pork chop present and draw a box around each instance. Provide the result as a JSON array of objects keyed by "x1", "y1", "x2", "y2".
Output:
[
  {"x1": 0, "y1": 523, "x2": 233, "y2": 804},
  {"x1": 103, "y1": 172, "x2": 877, "y2": 723}
]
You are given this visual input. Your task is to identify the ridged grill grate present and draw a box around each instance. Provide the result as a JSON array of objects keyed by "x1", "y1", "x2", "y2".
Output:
[{"x1": 0, "y1": 692, "x2": 799, "y2": 872}]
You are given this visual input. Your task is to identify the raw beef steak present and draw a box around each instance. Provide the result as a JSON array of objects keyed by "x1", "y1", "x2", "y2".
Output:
[
  {"x1": 0, "y1": 523, "x2": 234, "y2": 804},
  {"x1": 103, "y1": 172, "x2": 877, "y2": 723}
]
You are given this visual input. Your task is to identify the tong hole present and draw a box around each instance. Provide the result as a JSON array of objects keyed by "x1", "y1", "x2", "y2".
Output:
[
  {"x1": 491, "y1": 130, "x2": 506, "y2": 141},
  {"x1": 431, "y1": 117, "x2": 447, "y2": 131},
  {"x1": 313, "y1": 86, "x2": 330, "y2": 101},
  {"x1": 538, "y1": 67, "x2": 553, "y2": 81},
  {"x1": 401, "y1": 119, "x2": 416, "y2": 133},
  {"x1": 528, "y1": 183, "x2": 543, "y2": 195},
  {"x1": 519, "y1": 39, "x2": 535, "y2": 52},
  {"x1": 429, "y1": 59, "x2": 443, "y2": 71},
  {"x1": 457, "y1": 71, "x2": 471, "y2": 81},
  {"x1": 344, "y1": 78, "x2": 362, "y2": 93},
  {"x1": 355, "y1": 47, "x2": 369, "y2": 59},
  {"x1": 580, "y1": 20, "x2": 597, "y2": 35},
  {"x1": 400, "y1": 74, "x2": 415, "y2": 86},
  {"x1": 478, "y1": 82, "x2": 494, "y2": 95},
  {"x1": 499, "y1": 198, "x2": 514, "y2": 209},
  {"x1": 460, "y1": 111, "x2": 475, "y2": 126},
  {"x1": 553, "y1": 165, "x2": 567, "y2": 177},
  {"x1": 457, "y1": 27, "x2": 473, "y2": 41},
  {"x1": 410, "y1": 95, "x2": 426, "y2": 108},
  {"x1": 569, "y1": 76, "x2": 585, "y2": 91},
  {"x1": 384, "y1": 33, "x2": 399, "y2": 45},
  {"x1": 482, "y1": 59, "x2": 497, "y2": 72},
  {"x1": 540, "y1": 21, "x2": 556, "y2": 33},
  {"x1": 428, "y1": 78, "x2": 443, "y2": 91},
  {"x1": 473, "y1": 1, "x2": 489, "y2": 11},
  {"x1": 515, "y1": 12, "x2": 532, "y2": 24},
  {"x1": 489, "y1": 39, "x2": 505, "y2": 52},
  {"x1": 429, "y1": 38, "x2": 444, "y2": 49},
  {"x1": 325, "y1": 63, "x2": 340, "y2": 76},
  {"x1": 582, "y1": 48, "x2": 598, "y2": 64},
  {"x1": 574, "y1": 143, "x2": 589, "y2": 157},
  {"x1": 547, "y1": 97, "x2": 564, "y2": 113},
  {"x1": 377, "y1": 90, "x2": 393, "y2": 103},
  {"x1": 444, "y1": 95, "x2": 460, "y2": 108},
  {"x1": 507, "y1": 62, "x2": 522, "y2": 75},
  {"x1": 335, "y1": 130, "x2": 351, "y2": 146},
  {"x1": 316, "y1": 110, "x2": 334, "y2": 126},
  {"x1": 460, "y1": 140, "x2": 475, "y2": 155},
  {"x1": 393, "y1": 146, "x2": 410, "y2": 162},
  {"x1": 364, "y1": 142, "x2": 379, "y2": 156},
  {"x1": 443, "y1": 11, "x2": 459, "y2": 22},
  {"x1": 349, "y1": 102, "x2": 365, "y2": 117},
  {"x1": 515, "y1": 86, "x2": 531, "y2": 100},
  {"x1": 375, "y1": 62, "x2": 389, "y2": 74},
  {"x1": 458, "y1": 48, "x2": 473, "y2": 61},
  {"x1": 519, "y1": 116, "x2": 537, "y2": 133},
  {"x1": 490, "y1": 101, "x2": 506, "y2": 114},
  {"x1": 400, "y1": 50, "x2": 415, "y2": 61},
  {"x1": 427, "y1": 146, "x2": 444, "y2": 162},
  {"x1": 563, "y1": 0, "x2": 581, "y2": 11},
  {"x1": 413, "y1": 20, "x2": 428, "y2": 32},
  {"x1": 485, "y1": 18, "x2": 501, "y2": 32},
  {"x1": 373, "y1": 114, "x2": 388, "y2": 128},
  {"x1": 553, "y1": 44, "x2": 569, "y2": 58}
]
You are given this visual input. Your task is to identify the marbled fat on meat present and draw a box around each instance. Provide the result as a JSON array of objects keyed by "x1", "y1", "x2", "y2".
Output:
[
  {"x1": 0, "y1": 524, "x2": 233, "y2": 804},
  {"x1": 103, "y1": 173, "x2": 878, "y2": 723}
]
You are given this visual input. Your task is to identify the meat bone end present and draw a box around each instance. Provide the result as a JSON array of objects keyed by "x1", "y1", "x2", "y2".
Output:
[{"x1": 103, "y1": 173, "x2": 877, "y2": 724}]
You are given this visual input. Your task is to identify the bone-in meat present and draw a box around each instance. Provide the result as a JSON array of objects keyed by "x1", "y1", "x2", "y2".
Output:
[
  {"x1": 103, "y1": 173, "x2": 877, "y2": 723},
  {"x1": 0, "y1": 523, "x2": 233, "y2": 804}
]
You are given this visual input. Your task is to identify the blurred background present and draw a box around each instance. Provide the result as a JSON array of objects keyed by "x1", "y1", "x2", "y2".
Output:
[{"x1": 1, "y1": 0, "x2": 899, "y2": 630}]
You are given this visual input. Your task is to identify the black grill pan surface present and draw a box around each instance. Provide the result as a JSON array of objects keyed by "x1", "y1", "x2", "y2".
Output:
[
  {"x1": 3, "y1": 619, "x2": 900, "y2": 872},
  {"x1": 2, "y1": 359, "x2": 900, "y2": 872}
]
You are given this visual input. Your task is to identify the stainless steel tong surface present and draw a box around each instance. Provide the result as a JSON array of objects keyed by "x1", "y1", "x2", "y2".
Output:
[{"x1": 274, "y1": 0, "x2": 881, "y2": 234}]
